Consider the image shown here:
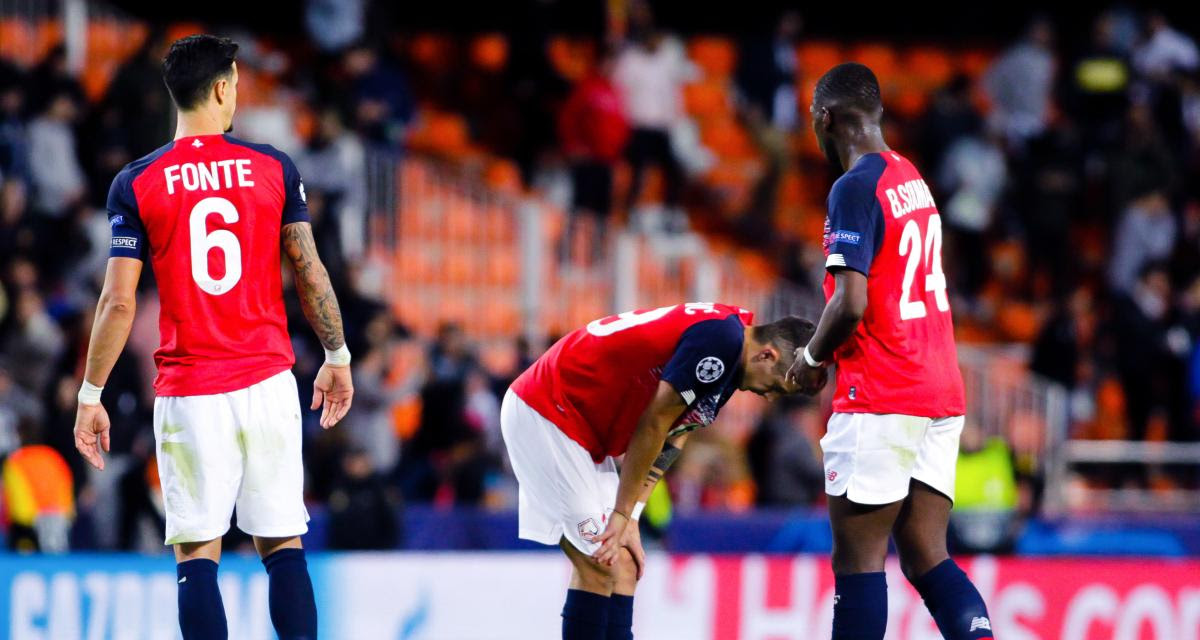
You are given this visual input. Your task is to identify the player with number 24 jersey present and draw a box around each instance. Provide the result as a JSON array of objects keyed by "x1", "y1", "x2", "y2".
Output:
[{"x1": 821, "y1": 149, "x2": 964, "y2": 417}]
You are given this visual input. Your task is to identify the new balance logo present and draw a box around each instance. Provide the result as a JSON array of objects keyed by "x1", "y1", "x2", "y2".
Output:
[{"x1": 969, "y1": 616, "x2": 991, "y2": 632}]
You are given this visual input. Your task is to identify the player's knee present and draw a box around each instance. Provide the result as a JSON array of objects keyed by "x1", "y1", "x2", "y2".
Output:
[
  {"x1": 612, "y1": 548, "x2": 638, "y2": 582},
  {"x1": 831, "y1": 539, "x2": 886, "y2": 575},
  {"x1": 898, "y1": 544, "x2": 948, "y2": 584}
]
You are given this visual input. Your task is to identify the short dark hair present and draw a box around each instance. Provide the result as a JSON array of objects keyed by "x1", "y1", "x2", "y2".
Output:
[
  {"x1": 751, "y1": 316, "x2": 817, "y2": 373},
  {"x1": 814, "y1": 62, "x2": 882, "y2": 115},
  {"x1": 162, "y1": 35, "x2": 238, "y2": 111}
]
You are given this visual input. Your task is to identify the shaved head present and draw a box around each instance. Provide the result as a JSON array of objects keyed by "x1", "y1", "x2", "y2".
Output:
[{"x1": 814, "y1": 62, "x2": 883, "y2": 118}]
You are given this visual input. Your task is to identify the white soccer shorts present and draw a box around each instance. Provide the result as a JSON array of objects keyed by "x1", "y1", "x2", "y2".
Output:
[
  {"x1": 153, "y1": 369, "x2": 310, "y2": 544},
  {"x1": 500, "y1": 389, "x2": 618, "y2": 556},
  {"x1": 821, "y1": 413, "x2": 964, "y2": 505}
]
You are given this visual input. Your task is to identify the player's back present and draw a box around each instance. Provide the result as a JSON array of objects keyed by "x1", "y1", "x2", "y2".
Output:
[
  {"x1": 108, "y1": 134, "x2": 308, "y2": 396},
  {"x1": 512, "y1": 302, "x2": 752, "y2": 461},
  {"x1": 822, "y1": 151, "x2": 965, "y2": 417}
]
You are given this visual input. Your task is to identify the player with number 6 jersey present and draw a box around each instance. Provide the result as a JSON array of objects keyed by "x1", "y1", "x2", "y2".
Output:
[
  {"x1": 788, "y1": 63, "x2": 991, "y2": 640},
  {"x1": 72, "y1": 35, "x2": 353, "y2": 640},
  {"x1": 503, "y1": 303, "x2": 815, "y2": 639}
]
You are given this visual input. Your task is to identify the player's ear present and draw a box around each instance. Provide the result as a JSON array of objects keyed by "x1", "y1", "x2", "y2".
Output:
[
  {"x1": 213, "y1": 76, "x2": 226, "y2": 106},
  {"x1": 755, "y1": 346, "x2": 779, "y2": 364}
]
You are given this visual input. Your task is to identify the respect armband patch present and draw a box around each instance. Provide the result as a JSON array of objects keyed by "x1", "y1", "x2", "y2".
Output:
[{"x1": 831, "y1": 230, "x2": 862, "y2": 245}]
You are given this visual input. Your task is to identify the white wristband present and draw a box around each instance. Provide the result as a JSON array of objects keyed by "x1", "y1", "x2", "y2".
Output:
[
  {"x1": 802, "y1": 345, "x2": 824, "y2": 368},
  {"x1": 78, "y1": 381, "x2": 103, "y2": 405},
  {"x1": 630, "y1": 501, "x2": 646, "y2": 522},
  {"x1": 324, "y1": 344, "x2": 351, "y2": 366}
]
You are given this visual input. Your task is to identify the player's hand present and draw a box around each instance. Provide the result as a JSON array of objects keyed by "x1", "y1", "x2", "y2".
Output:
[
  {"x1": 786, "y1": 358, "x2": 828, "y2": 396},
  {"x1": 74, "y1": 402, "x2": 111, "y2": 471},
  {"x1": 591, "y1": 510, "x2": 630, "y2": 567},
  {"x1": 621, "y1": 519, "x2": 647, "y2": 580},
  {"x1": 312, "y1": 363, "x2": 354, "y2": 429}
]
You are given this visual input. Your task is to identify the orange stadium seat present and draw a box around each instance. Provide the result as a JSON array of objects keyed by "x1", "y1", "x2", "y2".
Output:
[
  {"x1": 410, "y1": 33, "x2": 453, "y2": 71},
  {"x1": 546, "y1": 36, "x2": 593, "y2": 82},
  {"x1": 700, "y1": 117, "x2": 754, "y2": 159},
  {"x1": 958, "y1": 49, "x2": 993, "y2": 78},
  {"x1": 904, "y1": 46, "x2": 955, "y2": 89},
  {"x1": 483, "y1": 159, "x2": 522, "y2": 195},
  {"x1": 796, "y1": 41, "x2": 843, "y2": 78},
  {"x1": 688, "y1": 36, "x2": 737, "y2": 79},
  {"x1": 166, "y1": 22, "x2": 205, "y2": 45},
  {"x1": 34, "y1": 20, "x2": 63, "y2": 58},
  {"x1": 846, "y1": 43, "x2": 897, "y2": 79},
  {"x1": 0, "y1": 20, "x2": 36, "y2": 65},
  {"x1": 683, "y1": 81, "x2": 732, "y2": 119},
  {"x1": 470, "y1": 33, "x2": 509, "y2": 72}
]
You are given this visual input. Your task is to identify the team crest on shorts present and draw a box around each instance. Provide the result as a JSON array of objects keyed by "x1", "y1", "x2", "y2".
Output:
[
  {"x1": 578, "y1": 518, "x2": 601, "y2": 542},
  {"x1": 695, "y1": 357, "x2": 725, "y2": 383}
]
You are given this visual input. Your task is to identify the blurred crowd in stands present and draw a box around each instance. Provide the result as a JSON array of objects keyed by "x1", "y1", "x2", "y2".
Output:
[{"x1": 0, "y1": 0, "x2": 1198, "y2": 552}]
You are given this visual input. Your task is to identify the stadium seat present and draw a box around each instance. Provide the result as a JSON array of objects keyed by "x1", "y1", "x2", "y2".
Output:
[
  {"x1": 546, "y1": 35, "x2": 592, "y2": 81},
  {"x1": 0, "y1": 20, "x2": 36, "y2": 66},
  {"x1": 683, "y1": 81, "x2": 732, "y2": 119},
  {"x1": 483, "y1": 159, "x2": 522, "y2": 195},
  {"x1": 688, "y1": 36, "x2": 737, "y2": 79},
  {"x1": 904, "y1": 46, "x2": 955, "y2": 89},
  {"x1": 796, "y1": 41, "x2": 843, "y2": 78},
  {"x1": 470, "y1": 33, "x2": 508, "y2": 72}
]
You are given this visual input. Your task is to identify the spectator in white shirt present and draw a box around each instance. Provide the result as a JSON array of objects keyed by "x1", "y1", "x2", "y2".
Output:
[
  {"x1": 1133, "y1": 11, "x2": 1199, "y2": 80},
  {"x1": 613, "y1": 1, "x2": 695, "y2": 223}
]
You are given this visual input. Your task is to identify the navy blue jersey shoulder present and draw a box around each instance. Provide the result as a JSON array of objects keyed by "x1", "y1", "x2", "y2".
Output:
[
  {"x1": 223, "y1": 135, "x2": 309, "y2": 225},
  {"x1": 107, "y1": 141, "x2": 174, "y2": 260},
  {"x1": 661, "y1": 314, "x2": 745, "y2": 407},
  {"x1": 825, "y1": 153, "x2": 887, "y2": 276}
]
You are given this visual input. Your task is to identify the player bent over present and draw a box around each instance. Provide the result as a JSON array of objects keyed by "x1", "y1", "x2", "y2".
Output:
[
  {"x1": 788, "y1": 63, "x2": 992, "y2": 640},
  {"x1": 73, "y1": 35, "x2": 353, "y2": 640},
  {"x1": 502, "y1": 303, "x2": 814, "y2": 639}
]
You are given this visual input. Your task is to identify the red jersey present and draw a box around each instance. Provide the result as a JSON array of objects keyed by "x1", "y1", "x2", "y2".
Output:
[
  {"x1": 511, "y1": 303, "x2": 753, "y2": 462},
  {"x1": 821, "y1": 151, "x2": 965, "y2": 417},
  {"x1": 106, "y1": 134, "x2": 309, "y2": 396}
]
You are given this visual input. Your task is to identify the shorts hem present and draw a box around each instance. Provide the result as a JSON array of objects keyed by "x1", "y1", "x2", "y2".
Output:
[
  {"x1": 518, "y1": 527, "x2": 564, "y2": 547},
  {"x1": 237, "y1": 523, "x2": 310, "y2": 539},
  {"x1": 911, "y1": 472, "x2": 955, "y2": 504},
  {"x1": 837, "y1": 484, "x2": 911, "y2": 506},
  {"x1": 165, "y1": 525, "x2": 231, "y2": 546}
]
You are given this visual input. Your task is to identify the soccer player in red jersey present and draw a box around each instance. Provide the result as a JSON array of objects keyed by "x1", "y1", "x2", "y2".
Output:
[
  {"x1": 787, "y1": 63, "x2": 992, "y2": 640},
  {"x1": 503, "y1": 302, "x2": 814, "y2": 639},
  {"x1": 72, "y1": 35, "x2": 353, "y2": 640}
]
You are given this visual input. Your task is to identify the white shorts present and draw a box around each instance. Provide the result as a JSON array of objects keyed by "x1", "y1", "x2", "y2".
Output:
[
  {"x1": 500, "y1": 390, "x2": 618, "y2": 555},
  {"x1": 153, "y1": 370, "x2": 309, "y2": 545},
  {"x1": 821, "y1": 413, "x2": 964, "y2": 505}
]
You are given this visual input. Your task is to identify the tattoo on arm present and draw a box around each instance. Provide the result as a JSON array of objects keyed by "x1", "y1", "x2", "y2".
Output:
[
  {"x1": 282, "y1": 222, "x2": 345, "y2": 350},
  {"x1": 644, "y1": 443, "x2": 682, "y2": 485}
]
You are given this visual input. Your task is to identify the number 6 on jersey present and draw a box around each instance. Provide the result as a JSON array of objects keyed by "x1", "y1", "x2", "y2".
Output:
[{"x1": 190, "y1": 196, "x2": 242, "y2": 295}]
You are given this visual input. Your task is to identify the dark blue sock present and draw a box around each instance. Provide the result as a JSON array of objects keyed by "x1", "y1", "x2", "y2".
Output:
[
  {"x1": 262, "y1": 548, "x2": 318, "y2": 640},
  {"x1": 832, "y1": 572, "x2": 887, "y2": 640},
  {"x1": 562, "y1": 589, "x2": 609, "y2": 640},
  {"x1": 913, "y1": 559, "x2": 993, "y2": 639},
  {"x1": 177, "y1": 559, "x2": 227, "y2": 640},
  {"x1": 606, "y1": 594, "x2": 634, "y2": 640}
]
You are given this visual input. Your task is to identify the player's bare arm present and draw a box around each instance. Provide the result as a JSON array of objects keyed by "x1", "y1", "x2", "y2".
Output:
[
  {"x1": 74, "y1": 257, "x2": 144, "y2": 470},
  {"x1": 282, "y1": 220, "x2": 354, "y2": 428},
  {"x1": 593, "y1": 380, "x2": 687, "y2": 566},
  {"x1": 618, "y1": 430, "x2": 690, "y2": 578},
  {"x1": 787, "y1": 270, "x2": 867, "y2": 394}
]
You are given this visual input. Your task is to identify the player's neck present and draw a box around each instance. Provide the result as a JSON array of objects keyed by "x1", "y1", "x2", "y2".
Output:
[
  {"x1": 837, "y1": 127, "x2": 889, "y2": 171},
  {"x1": 174, "y1": 109, "x2": 226, "y2": 140}
]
